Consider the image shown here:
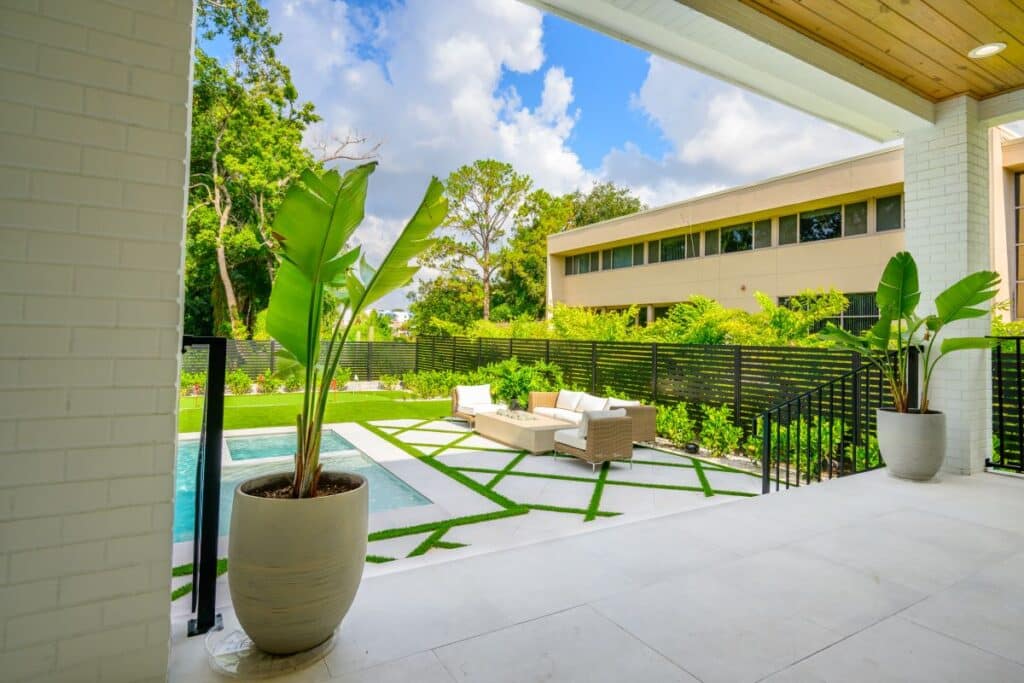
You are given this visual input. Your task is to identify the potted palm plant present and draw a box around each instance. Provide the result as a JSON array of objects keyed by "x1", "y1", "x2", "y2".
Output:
[
  {"x1": 823, "y1": 251, "x2": 998, "y2": 481},
  {"x1": 227, "y1": 163, "x2": 446, "y2": 654}
]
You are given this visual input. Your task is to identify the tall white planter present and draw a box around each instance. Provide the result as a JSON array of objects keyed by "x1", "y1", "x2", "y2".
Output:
[
  {"x1": 228, "y1": 471, "x2": 368, "y2": 654},
  {"x1": 876, "y1": 409, "x2": 946, "y2": 481}
]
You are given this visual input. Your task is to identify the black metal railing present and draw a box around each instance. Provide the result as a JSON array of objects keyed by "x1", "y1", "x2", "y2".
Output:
[
  {"x1": 991, "y1": 336, "x2": 1024, "y2": 473},
  {"x1": 181, "y1": 336, "x2": 226, "y2": 636},
  {"x1": 758, "y1": 350, "x2": 918, "y2": 493}
]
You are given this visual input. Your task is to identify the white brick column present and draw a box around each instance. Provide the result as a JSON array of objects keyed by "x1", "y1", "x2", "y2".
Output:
[
  {"x1": 903, "y1": 96, "x2": 991, "y2": 475},
  {"x1": 0, "y1": 1, "x2": 194, "y2": 680}
]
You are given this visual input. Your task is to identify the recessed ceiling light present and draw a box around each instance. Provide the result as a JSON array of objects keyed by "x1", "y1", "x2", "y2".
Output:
[{"x1": 968, "y1": 42, "x2": 1006, "y2": 59}]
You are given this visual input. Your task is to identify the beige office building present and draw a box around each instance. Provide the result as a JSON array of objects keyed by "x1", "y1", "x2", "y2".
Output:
[{"x1": 547, "y1": 134, "x2": 1024, "y2": 328}]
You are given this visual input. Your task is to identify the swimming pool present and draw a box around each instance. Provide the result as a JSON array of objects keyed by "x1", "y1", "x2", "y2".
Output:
[{"x1": 174, "y1": 430, "x2": 431, "y2": 543}]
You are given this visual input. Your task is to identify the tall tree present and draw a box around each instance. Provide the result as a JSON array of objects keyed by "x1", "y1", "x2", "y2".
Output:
[
  {"x1": 442, "y1": 160, "x2": 532, "y2": 319},
  {"x1": 497, "y1": 189, "x2": 575, "y2": 319},
  {"x1": 571, "y1": 181, "x2": 646, "y2": 227}
]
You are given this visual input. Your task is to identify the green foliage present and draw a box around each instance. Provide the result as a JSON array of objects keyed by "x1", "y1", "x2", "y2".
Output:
[
  {"x1": 749, "y1": 416, "x2": 881, "y2": 474},
  {"x1": 469, "y1": 359, "x2": 564, "y2": 406},
  {"x1": 282, "y1": 372, "x2": 303, "y2": 392},
  {"x1": 401, "y1": 370, "x2": 464, "y2": 399},
  {"x1": 225, "y1": 369, "x2": 253, "y2": 396},
  {"x1": 822, "y1": 251, "x2": 999, "y2": 412},
  {"x1": 700, "y1": 405, "x2": 743, "y2": 457},
  {"x1": 408, "y1": 270, "x2": 482, "y2": 336},
  {"x1": 656, "y1": 403, "x2": 697, "y2": 446},
  {"x1": 378, "y1": 374, "x2": 401, "y2": 390},
  {"x1": 550, "y1": 304, "x2": 642, "y2": 341},
  {"x1": 331, "y1": 367, "x2": 353, "y2": 390},
  {"x1": 569, "y1": 181, "x2": 645, "y2": 227},
  {"x1": 266, "y1": 161, "x2": 447, "y2": 497},
  {"x1": 179, "y1": 372, "x2": 207, "y2": 397},
  {"x1": 255, "y1": 374, "x2": 281, "y2": 394}
]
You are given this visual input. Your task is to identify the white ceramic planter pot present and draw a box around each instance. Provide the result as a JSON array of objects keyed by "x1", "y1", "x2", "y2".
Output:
[
  {"x1": 876, "y1": 409, "x2": 946, "y2": 481},
  {"x1": 228, "y1": 471, "x2": 368, "y2": 655}
]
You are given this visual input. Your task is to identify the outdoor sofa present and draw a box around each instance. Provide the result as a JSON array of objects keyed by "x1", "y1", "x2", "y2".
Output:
[
  {"x1": 552, "y1": 408, "x2": 634, "y2": 470},
  {"x1": 451, "y1": 384, "x2": 506, "y2": 425},
  {"x1": 528, "y1": 389, "x2": 656, "y2": 442}
]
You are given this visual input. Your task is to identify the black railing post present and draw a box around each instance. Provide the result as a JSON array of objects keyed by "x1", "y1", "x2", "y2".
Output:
[
  {"x1": 761, "y1": 413, "x2": 771, "y2": 494},
  {"x1": 182, "y1": 335, "x2": 225, "y2": 637},
  {"x1": 994, "y1": 341, "x2": 1004, "y2": 467},
  {"x1": 851, "y1": 353, "x2": 862, "y2": 471}
]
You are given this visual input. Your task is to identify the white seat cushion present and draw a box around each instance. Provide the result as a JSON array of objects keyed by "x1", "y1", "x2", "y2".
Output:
[
  {"x1": 555, "y1": 389, "x2": 584, "y2": 411},
  {"x1": 579, "y1": 408, "x2": 626, "y2": 437},
  {"x1": 456, "y1": 384, "x2": 491, "y2": 409},
  {"x1": 462, "y1": 402, "x2": 505, "y2": 415},
  {"x1": 607, "y1": 397, "x2": 641, "y2": 408},
  {"x1": 554, "y1": 428, "x2": 586, "y2": 451},
  {"x1": 577, "y1": 393, "x2": 609, "y2": 413},
  {"x1": 533, "y1": 406, "x2": 559, "y2": 419},
  {"x1": 550, "y1": 408, "x2": 583, "y2": 424}
]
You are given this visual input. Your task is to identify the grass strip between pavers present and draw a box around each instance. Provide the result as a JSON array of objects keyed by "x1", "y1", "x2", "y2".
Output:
[
  {"x1": 362, "y1": 421, "x2": 521, "y2": 509},
  {"x1": 692, "y1": 459, "x2": 714, "y2": 497},
  {"x1": 525, "y1": 503, "x2": 619, "y2": 518},
  {"x1": 367, "y1": 507, "x2": 529, "y2": 542},
  {"x1": 485, "y1": 451, "x2": 529, "y2": 490},
  {"x1": 408, "y1": 526, "x2": 449, "y2": 557},
  {"x1": 433, "y1": 540, "x2": 467, "y2": 550},
  {"x1": 170, "y1": 558, "x2": 228, "y2": 601},
  {"x1": 366, "y1": 555, "x2": 395, "y2": 564},
  {"x1": 426, "y1": 429, "x2": 476, "y2": 457},
  {"x1": 584, "y1": 462, "x2": 610, "y2": 522},
  {"x1": 640, "y1": 445, "x2": 761, "y2": 477},
  {"x1": 455, "y1": 466, "x2": 599, "y2": 485}
]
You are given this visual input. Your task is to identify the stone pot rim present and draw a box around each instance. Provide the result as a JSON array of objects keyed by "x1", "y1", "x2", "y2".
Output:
[
  {"x1": 877, "y1": 407, "x2": 944, "y2": 416},
  {"x1": 235, "y1": 471, "x2": 367, "y2": 502}
]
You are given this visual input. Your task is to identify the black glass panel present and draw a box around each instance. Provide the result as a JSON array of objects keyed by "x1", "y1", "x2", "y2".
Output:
[
  {"x1": 844, "y1": 202, "x2": 867, "y2": 236},
  {"x1": 720, "y1": 223, "x2": 753, "y2": 253},
  {"x1": 648, "y1": 241, "x2": 660, "y2": 263},
  {"x1": 686, "y1": 233, "x2": 700, "y2": 258},
  {"x1": 779, "y1": 215, "x2": 798, "y2": 245},
  {"x1": 660, "y1": 236, "x2": 685, "y2": 262},
  {"x1": 754, "y1": 219, "x2": 771, "y2": 249},
  {"x1": 876, "y1": 195, "x2": 902, "y2": 231},
  {"x1": 633, "y1": 243, "x2": 645, "y2": 266},
  {"x1": 799, "y1": 206, "x2": 841, "y2": 242},
  {"x1": 704, "y1": 229, "x2": 720, "y2": 255}
]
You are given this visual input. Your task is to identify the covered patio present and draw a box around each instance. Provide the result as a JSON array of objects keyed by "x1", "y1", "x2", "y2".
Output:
[{"x1": 169, "y1": 469, "x2": 1024, "y2": 681}]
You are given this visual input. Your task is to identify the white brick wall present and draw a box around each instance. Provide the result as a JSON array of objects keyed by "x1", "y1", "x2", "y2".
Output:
[
  {"x1": 904, "y1": 96, "x2": 992, "y2": 474},
  {"x1": 0, "y1": 1, "x2": 194, "y2": 681}
]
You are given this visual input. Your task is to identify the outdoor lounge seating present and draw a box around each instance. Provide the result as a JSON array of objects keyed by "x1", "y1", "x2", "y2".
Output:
[
  {"x1": 529, "y1": 389, "x2": 656, "y2": 442},
  {"x1": 553, "y1": 408, "x2": 633, "y2": 470},
  {"x1": 451, "y1": 384, "x2": 506, "y2": 425}
]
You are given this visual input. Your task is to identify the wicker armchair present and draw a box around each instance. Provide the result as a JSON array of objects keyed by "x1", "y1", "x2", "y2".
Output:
[
  {"x1": 451, "y1": 385, "x2": 505, "y2": 426},
  {"x1": 553, "y1": 414, "x2": 634, "y2": 471},
  {"x1": 527, "y1": 391, "x2": 656, "y2": 443}
]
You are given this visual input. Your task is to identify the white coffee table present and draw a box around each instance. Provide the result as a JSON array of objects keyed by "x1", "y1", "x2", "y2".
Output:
[{"x1": 473, "y1": 411, "x2": 573, "y2": 454}]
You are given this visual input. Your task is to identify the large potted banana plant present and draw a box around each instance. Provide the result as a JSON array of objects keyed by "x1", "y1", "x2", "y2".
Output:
[
  {"x1": 823, "y1": 252, "x2": 998, "y2": 481},
  {"x1": 227, "y1": 163, "x2": 446, "y2": 654}
]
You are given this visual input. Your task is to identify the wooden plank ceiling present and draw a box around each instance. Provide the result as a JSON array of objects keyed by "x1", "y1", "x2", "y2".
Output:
[{"x1": 739, "y1": 0, "x2": 1024, "y2": 101}]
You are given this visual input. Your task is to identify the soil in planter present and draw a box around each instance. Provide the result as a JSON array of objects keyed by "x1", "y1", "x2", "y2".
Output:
[{"x1": 247, "y1": 478, "x2": 361, "y2": 499}]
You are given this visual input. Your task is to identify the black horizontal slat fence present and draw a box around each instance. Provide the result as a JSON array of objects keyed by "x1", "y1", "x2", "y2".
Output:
[
  {"x1": 181, "y1": 340, "x2": 417, "y2": 381},
  {"x1": 415, "y1": 335, "x2": 861, "y2": 428},
  {"x1": 992, "y1": 337, "x2": 1024, "y2": 472}
]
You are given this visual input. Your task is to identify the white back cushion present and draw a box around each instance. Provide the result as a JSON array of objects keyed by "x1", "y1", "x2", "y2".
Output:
[
  {"x1": 607, "y1": 397, "x2": 641, "y2": 408},
  {"x1": 456, "y1": 384, "x2": 491, "y2": 407},
  {"x1": 579, "y1": 408, "x2": 626, "y2": 437},
  {"x1": 577, "y1": 393, "x2": 609, "y2": 413},
  {"x1": 555, "y1": 389, "x2": 584, "y2": 411}
]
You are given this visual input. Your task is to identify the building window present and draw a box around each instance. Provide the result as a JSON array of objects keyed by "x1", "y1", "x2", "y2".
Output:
[
  {"x1": 647, "y1": 240, "x2": 660, "y2": 264},
  {"x1": 661, "y1": 235, "x2": 685, "y2": 262},
  {"x1": 653, "y1": 306, "x2": 670, "y2": 320},
  {"x1": 779, "y1": 214, "x2": 798, "y2": 245},
  {"x1": 704, "y1": 229, "x2": 720, "y2": 255},
  {"x1": 844, "y1": 202, "x2": 867, "y2": 236},
  {"x1": 686, "y1": 232, "x2": 700, "y2": 258},
  {"x1": 799, "y1": 206, "x2": 842, "y2": 242},
  {"x1": 611, "y1": 245, "x2": 633, "y2": 269},
  {"x1": 601, "y1": 249, "x2": 612, "y2": 270},
  {"x1": 754, "y1": 219, "x2": 772, "y2": 248},
  {"x1": 565, "y1": 251, "x2": 599, "y2": 275},
  {"x1": 720, "y1": 223, "x2": 753, "y2": 253},
  {"x1": 876, "y1": 195, "x2": 902, "y2": 231},
  {"x1": 779, "y1": 292, "x2": 878, "y2": 333},
  {"x1": 633, "y1": 243, "x2": 645, "y2": 266}
]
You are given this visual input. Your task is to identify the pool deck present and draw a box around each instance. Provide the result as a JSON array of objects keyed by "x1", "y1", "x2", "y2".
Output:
[{"x1": 170, "y1": 468, "x2": 1024, "y2": 681}]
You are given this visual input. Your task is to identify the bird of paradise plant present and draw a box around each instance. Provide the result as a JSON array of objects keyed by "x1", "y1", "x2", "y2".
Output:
[
  {"x1": 266, "y1": 162, "x2": 446, "y2": 498},
  {"x1": 822, "y1": 251, "x2": 999, "y2": 413}
]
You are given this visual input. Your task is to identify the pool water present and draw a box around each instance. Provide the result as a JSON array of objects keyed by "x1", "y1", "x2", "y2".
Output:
[{"x1": 174, "y1": 431, "x2": 431, "y2": 543}]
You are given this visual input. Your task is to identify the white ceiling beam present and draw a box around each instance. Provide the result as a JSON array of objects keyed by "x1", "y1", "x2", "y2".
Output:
[
  {"x1": 523, "y1": 0, "x2": 935, "y2": 140},
  {"x1": 978, "y1": 87, "x2": 1024, "y2": 128}
]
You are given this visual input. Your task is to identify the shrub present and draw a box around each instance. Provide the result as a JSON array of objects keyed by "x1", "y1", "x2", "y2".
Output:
[
  {"x1": 401, "y1": 370, "x2": 464, "y2": 399},
  {"x1": 281, "y1": 372, "x2": 303, "y2": 392},
  {"x1": 468, "y1": 358, "x2": 565, "y2": 406},
  {"x1": 378, "y1": 374, "x2": 401, "y2": 390},
  {"x1": 656, "y1": 402, "x2": 697, "y2": 446},
  {"x1": 256, "y1": 374, "x2": 281, "y2": 394},
  {"x1": 179, "y1": 371, "x2": 206, "y2": 397},
  {"x1": 331, "y1": 367, "x2": 353, "y2": 391},
  {"x1": 746, "y1": 415, "x2": 847, "y2": 473},
  {"x1": 700, "y1": 404, "x2": 743, "y2": 457},
  {"x1": 225, "y1": 369, "x2": 253, "y2": 395}
]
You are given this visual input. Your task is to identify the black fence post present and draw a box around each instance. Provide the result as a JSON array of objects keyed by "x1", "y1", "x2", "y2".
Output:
[
  {"x1": 651, "y1": 343, "x2": 659, "y2": 403},
  {"x1": 545, "y1": 338, "x2": 550, "y2": 364},
  {"x1": 733, "y1": 345, "x2": 742, "y2": 421},
  {"x1": 590, "y1": 342, "x2": 597, "y2": 393},
  {"x1": 269, "y1": 339, "x2": 275, "y2": 375},
  {"x1": 477, "y1": 337, "x2": 482, "y2": 369},
  {"x1": 414, "y1": 339, "x2": 419, "y2": 373},
  {"x1": 851, "y1": 353, "x2": 862, "y2": 470},
  {"x1": 451, "y1": 337, "x2": 456, "y2": 372},
  {"x1": 182, "y1": 335, "x2": 225, "y2": 637},
  {"x1": 366, "y1": 342, "x2": 373, "y2": 381}
]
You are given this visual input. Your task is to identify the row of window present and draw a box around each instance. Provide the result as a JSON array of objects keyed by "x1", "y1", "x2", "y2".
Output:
[{"x1": 565, "y1": 195, "x2": 902, "y2": 276}]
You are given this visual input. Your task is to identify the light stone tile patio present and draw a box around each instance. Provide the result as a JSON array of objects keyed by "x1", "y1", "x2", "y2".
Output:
[{"x1": 171, "y1": 470, "x2": 1024, "y2": 682}]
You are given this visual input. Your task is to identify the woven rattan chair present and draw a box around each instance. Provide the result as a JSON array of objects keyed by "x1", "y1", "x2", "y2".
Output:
[
  {"x1": 529, "y1": 391, "x2": 656, "y2": 443},
  {"x1": 553, "y1": 413, "x2": 634, "y2": 471}
]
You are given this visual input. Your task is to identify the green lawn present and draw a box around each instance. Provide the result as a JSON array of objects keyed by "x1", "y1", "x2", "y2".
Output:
[{"x1": 178, "y1": 390, "x2": 449, "y2": 432}]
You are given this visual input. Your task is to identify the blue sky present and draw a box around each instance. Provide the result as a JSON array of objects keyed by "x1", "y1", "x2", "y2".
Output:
[{"x1": 221, "y1": 0, "x2": 889, "y2": 306}]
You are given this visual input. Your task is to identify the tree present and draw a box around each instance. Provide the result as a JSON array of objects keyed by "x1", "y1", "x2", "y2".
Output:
[
  {"x1": 408, "y1": 236, "x2": 484, "y2": 336},
  {"x1": 571, "y1": 181, "x2": 645, "y2": 227},
  {"x1": 497, "y1": 189, "x2": 575, "y2": 318},
  {"x1": 442, "y1": 160, "x2": 532, "y2": 319}
]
